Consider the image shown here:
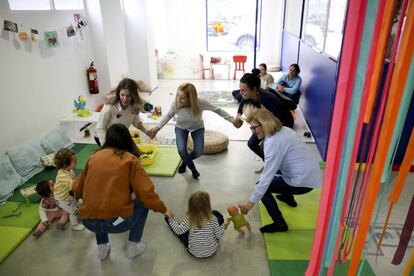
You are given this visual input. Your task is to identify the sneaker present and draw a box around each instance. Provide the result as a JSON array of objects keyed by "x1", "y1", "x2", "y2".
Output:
[
  {"x1": 191, "y1": 169, "x2": 200, "y2": 179},
  {"x1": 127, "y1": 241, "x2": 146, "y2": 258},
  {"x1": 32, "y1": 230, "x2": 42, "y2": 238},
  {"x1": 276, "y1": 194, "x2": 298, "y2": 207},
  {"x1": 260, "y1": 222, "x2": 288, "y2": 233},
  {"x1": 178, "y1": 162, "x2": 186, "y2": 173},
  {"x1": 98, "y1": 243, "x2": 111, "y2": 260},
  {"x1": 71, "y1": 223, "x2": 85, "y2": 231},
  {"x1": 56, "y1": 223, "x2": 65, "y2": 230}
]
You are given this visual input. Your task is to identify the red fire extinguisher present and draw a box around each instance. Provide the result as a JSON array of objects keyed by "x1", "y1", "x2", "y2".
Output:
[{"x1": 87, "y1": 61, "x2": 99, "y2": 94}]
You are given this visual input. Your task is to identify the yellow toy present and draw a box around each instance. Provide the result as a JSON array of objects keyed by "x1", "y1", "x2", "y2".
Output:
[
  {"x1": 224, "y1": 205, "x2": 251, "y2": 235},
  {"x1": 73, "y1": 95, "x2": 92, "y2": 117}
]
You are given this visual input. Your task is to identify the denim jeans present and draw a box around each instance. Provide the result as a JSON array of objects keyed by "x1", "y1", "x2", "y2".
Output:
[
  {"x1": 175, "y1": 127, "x2": 205, "y2": 171},
  {"x1": 261, "y1": 176, "x2": 312, "y2": 223},
  {"x1": 82, "y1": 198, "x2": 149, "y2": 245}
]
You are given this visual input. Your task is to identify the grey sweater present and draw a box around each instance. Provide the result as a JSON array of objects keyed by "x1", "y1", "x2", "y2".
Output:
[{"x1": 158, "y1": 99, "x2": 234, "y2": 131}]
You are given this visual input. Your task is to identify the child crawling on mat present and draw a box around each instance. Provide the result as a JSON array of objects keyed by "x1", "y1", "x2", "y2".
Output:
[{"x1": 32, "y1": 180, "x2": 69, "y2": 238}]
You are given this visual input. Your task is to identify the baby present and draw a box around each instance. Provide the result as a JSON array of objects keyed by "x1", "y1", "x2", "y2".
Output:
[{"x1": 32, "y1": 180, "x2": 69, "y2": 238}]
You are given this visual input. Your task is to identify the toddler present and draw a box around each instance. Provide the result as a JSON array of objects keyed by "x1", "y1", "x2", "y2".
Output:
[
  {"x1": 32, "y1": 179, "x2": 69, "y2": 238},
  {"x1": 165, "y1": 191, "x2": 225, "y2": 258},
  {"x1": 54, "y1": 148, "x2": 84, "y2": 231}
]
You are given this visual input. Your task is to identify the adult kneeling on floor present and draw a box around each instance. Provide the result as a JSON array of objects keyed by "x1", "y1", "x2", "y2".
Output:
[
  {"x1": 73, "y1": 123, "x2": 171, "y2": 260},
  {"x1": 238, "y1": 109, "x2": 322, "y2": 233}
]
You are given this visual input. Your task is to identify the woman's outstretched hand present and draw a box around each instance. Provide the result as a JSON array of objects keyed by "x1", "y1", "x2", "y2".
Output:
[
  {"x1": 149, "y1": 127, "x2": 160, "y2": 139},
  {"x1": 233, "y1": 116, "x2": 243, "y2": 128},
  {"x1": 164, "y1": 209, "x2": 174, "y2": 219},
  {"x1": 238, "y1": 201, "x2": 254, "y2": 215}
]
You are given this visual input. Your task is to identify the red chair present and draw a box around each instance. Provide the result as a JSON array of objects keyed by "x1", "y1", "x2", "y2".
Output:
[
  {"x1": 233, "y1": 55, "x2": 247, "y2": 80},
  {"x1": 200, "y1": 54, "x2": 214, "y2": 79}
]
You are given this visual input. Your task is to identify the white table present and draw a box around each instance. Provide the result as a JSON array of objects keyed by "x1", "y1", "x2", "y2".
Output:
[{"x1": 211, "y1": 63, "x2": 231, "y2": 80}]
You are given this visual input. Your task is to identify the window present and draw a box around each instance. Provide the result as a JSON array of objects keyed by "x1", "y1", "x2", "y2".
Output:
[
  {"x1": 8, "y1": 0, "x2": 84, "y2": 11},
  {"x1": 302, "y1": 0, "x2": 347, "y2": 59},
  {"x1": 206, "y1": 0, "x2": 262, "y2": 52}
]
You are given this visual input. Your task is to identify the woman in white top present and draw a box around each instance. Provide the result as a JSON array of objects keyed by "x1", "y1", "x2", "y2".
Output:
[
  {"x1": 259, "y1": 63, "x2": 274, "y2": 89},
  {"x1": 239, "y1": 109, "x2": 322, "y2": 233},
  {"x1": 95, "y1": 78, "x2": 151, "y2": 145},
  {"x1": 151, "y1": 83, "x2": 241, "y2": 179}
]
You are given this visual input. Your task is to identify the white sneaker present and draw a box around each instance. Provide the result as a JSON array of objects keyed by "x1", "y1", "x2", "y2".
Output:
[
  {"x1": 98, "y1": 243, "x2": 111, "y2": 260},
  {"x1": 126, "y1": 241, "x2": 146, "y2": 258},
  {"x1": 71, "y1": 223, "x2": 85, "y2": 231}
]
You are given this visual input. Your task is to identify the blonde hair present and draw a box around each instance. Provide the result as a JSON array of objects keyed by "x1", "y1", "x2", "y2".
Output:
[
  {"x1": 108, "y1": 78, "x2": 144, "y2": 114},
  {"x1": 187, "y1": 191, "x2": 212, "y2": 229},
  {"x1": 249, "y1": 109, "x2": 283, "y2": 136},
  {"x1": 176, "y1": 83, "x2": 201, "y2": 118}
]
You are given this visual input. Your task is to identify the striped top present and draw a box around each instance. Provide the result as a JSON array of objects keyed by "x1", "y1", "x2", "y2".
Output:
[
  {"x1": 168, "y1": 216, "x2": 224, "y2": 258},
  {"x1": 54, "y1": 169, "x2": 75, "y2": 201}
]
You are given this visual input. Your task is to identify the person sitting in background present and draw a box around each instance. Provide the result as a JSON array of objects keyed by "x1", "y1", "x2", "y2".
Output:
[
  {"x1": 259, "y1": 63, "x2": 274, "y2": 89},
  {"x1": 273, "y1": 64, "x2": 302, "y2": 104},
  {"x1": 95, "y1": 78, "x2": 152, "y2": 146},
  {"x1": 232, "y1": 68, "x2": 260, "y2": 103}
]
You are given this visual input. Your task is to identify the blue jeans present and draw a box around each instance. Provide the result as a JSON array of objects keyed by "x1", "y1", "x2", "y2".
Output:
[
  {"x1": 82, "y1": 198, "x2": 149, "y2": 245},
  {"x1": 261, "y1": 176, "x2": 312, "y2": 223},
  {"x1": 175, "y1": 127, "x2": 204, "y2": 171}
]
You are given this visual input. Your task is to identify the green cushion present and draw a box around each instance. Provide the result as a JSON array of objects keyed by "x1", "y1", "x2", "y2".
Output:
[
  {"x1": 0, "y1": 202, "x2": 39, "y2": 228},
  {"x1": 0, "y1": 226, "x2": 31, "y2": 264}
]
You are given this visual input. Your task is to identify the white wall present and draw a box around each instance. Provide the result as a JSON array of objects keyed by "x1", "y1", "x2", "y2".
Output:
[{"x1": 0, "y1": 2, "x2": 98, "y2": 151}]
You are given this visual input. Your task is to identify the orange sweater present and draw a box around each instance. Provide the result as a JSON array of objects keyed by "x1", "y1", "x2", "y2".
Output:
[{"x1": 73, "y1": 148, "x2": 166, "y2": 219}]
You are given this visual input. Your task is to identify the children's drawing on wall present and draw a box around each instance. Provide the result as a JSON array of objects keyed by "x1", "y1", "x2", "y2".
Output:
[
  {"x1": 18, "y1": 31, "x2": 29, "y2": 42},
  {"x1": 31, "y1": 29, "x2": 39, "y2": 42},
  {"x1": 44, "y1": 31, "x2": 59, "y2": 48},
  {"x1": 73, "y1": 13, "x2": 87, "y2": 41},
  {"x1": 4, "y1": 20, "x2": 18, "y2": 33},
  {"x1": 66, "y1": 25, "x2": 76, "y2": 37}
]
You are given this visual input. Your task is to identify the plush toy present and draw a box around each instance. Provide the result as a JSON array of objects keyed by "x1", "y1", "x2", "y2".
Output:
[
  {"x1": 73, "y1": 95, "x2": 91, "y2": 117},
  {"x1": 225, "y1": 205, "x2": 251, "y2": 235}
]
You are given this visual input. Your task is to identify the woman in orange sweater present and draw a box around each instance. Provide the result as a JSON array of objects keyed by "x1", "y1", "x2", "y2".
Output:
[{"x1": 73, "y1": 123, "x2": 170, "y2": 261}]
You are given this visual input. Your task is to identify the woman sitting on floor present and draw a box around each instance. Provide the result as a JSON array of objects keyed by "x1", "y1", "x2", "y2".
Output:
[
  {"x1": 273, "y1": 64, "x2": 302, "y2": 104},
  {"x1": 238, "y1": 109, "x2": 322, "y2": 233}
]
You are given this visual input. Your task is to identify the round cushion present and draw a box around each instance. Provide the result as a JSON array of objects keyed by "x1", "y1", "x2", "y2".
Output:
[{"x1": 187, "y1": 130, "x2": 229, "y2": 154}]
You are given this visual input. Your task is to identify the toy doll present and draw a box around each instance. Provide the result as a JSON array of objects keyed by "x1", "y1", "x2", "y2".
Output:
[{"x1": 225, "y1": 205, "x2": 251, "y2": 235}]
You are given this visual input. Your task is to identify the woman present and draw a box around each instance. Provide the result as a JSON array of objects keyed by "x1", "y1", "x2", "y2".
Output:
[
  {"x1": 259, "y1": 63, "x2": 274, "y2": 89},
  {"x1": 151, "y1": 83, "x2": 241, "y2": 179},
  {"x1": 238, "y1": 109, "x2": 322, "y2": 233},
  {"x1": 274, "y1": 64, "x2": 302, "y2": 104},
  {"x1": 73, "y1": 123, "x2": 169, "y2": 260},
  {"x1": 95, "y1": 78, "x2": 151, "y2": 146},
  {"x1": 233, "y1": 73, "x2": 296, "y2": 160}
]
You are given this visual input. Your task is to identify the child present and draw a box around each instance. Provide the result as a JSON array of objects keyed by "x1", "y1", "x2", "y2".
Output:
[
  {"x1": 165, "y1": 191, "x2": 225, "y2": 258},
  {"x1": 54, "y1": 148, "x2": 84, "y2": 231},
  {"x1": 32, "y1": 180, "x2": 70, "y2": 238}
]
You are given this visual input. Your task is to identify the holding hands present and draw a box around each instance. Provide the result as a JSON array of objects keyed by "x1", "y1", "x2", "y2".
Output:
[
  {"x1": 148, "y1": 127, "x2": 160, "y2": 139},
  {"x1": 164, "y1": 209, "x2": 174, "y2": 219},
  {"x1": 238, "y1": 201, "x2": 254, "y2": 215},
  {"x1": 233, "y1": 115, "x2": 244, "y2": 128}
]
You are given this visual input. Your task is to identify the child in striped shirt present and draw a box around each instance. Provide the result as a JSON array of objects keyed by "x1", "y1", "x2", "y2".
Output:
[
  {"x1": 165, "y1": 191, "x2": 225, "y2": 258},
  {"x1": 54, "y1": 148, "x2": 84, "y2": 231}
]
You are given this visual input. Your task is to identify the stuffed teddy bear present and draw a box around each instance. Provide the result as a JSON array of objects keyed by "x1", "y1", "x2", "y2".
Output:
[{"x1": 224, "y1": 205, "x2": 251, "y2": 235}]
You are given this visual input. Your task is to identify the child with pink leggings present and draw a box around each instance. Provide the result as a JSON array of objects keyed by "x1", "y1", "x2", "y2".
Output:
[{"x1": 32, "y1": 180, "x2": 69, "y2": 238}]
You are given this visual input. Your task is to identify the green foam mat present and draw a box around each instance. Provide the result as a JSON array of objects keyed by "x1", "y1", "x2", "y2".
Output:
[
  {"x1": 143, "y1": 146, "x2": 181, "y2": 176},
  {"x1": 268, "y1": 260, "x2": 375, "y2": 276},
  {"x1": 0, "y1": 226, "x2": 32, "y2": 264},
  {"x1": 0, "y1": 202, "x2": 39, "y2": 228},
  {"x1": 75, "y1": 144, "x2": 100, "y2": 170},
  {"x1": 75, "y1": 144, "x2": 180, "y2": 177}
]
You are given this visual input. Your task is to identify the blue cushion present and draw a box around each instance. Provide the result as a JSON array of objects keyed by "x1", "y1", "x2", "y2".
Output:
[
  {"x1": 6, "y1": 143, "x2": 45, "y2": 183},
  {"x1": 40, "y1": 127, "x2": 73, "y2": 154},
  {"x1": 0, "y1": 152, "x2": 23, "y2": 204}
]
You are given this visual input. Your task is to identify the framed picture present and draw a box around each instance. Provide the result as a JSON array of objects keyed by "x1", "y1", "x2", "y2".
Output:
[{"x1": 206, "y1": 0, "x2": 261, "y2": 52}]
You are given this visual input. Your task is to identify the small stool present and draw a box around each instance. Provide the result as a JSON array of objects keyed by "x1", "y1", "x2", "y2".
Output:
[{"x1": 187, "y1": 130, "x2": 229, "y2": 154}]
